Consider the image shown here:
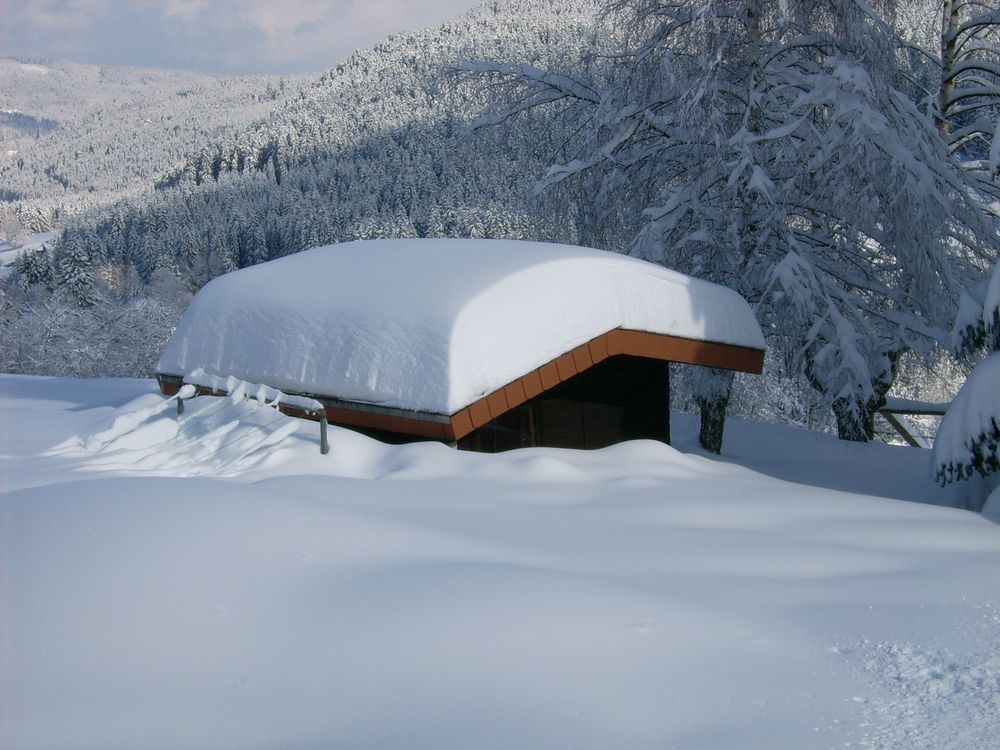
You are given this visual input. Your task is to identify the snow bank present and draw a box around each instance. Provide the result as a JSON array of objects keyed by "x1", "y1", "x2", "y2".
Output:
[{"x1": 157, "y1": 239, "x2": 765, "y2": 414}]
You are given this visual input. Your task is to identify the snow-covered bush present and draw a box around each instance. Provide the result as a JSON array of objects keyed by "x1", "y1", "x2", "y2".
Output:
[
  {"x1": 0, "y1": 265, "x2": 190, "y2": 378},
  {"x1": 934, "y1": 354, "x2": 1000, "y2": 485},
  {"x1": 933, "y1": 262, "x2": 1000, "y2": 502}
]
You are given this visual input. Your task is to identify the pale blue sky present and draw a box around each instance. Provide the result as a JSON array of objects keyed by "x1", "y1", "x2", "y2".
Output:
[{"x1": 1, "y1": 0, "x2": 484, "y2": 74}]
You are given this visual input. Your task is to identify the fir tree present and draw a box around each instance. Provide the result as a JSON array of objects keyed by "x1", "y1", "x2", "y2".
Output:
[{"x1": 53, "y1": 231, "x2": 96, "y2": 305}]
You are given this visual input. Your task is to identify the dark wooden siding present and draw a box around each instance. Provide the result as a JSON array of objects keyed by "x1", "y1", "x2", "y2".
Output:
[{"x1": 458, "y1": 356, "x2": 670, "y2": 452}]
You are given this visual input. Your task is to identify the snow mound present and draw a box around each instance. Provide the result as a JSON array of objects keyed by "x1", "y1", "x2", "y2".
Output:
[
  {"x1": 48, "y1": 389, "x2": 734, "y2": 488},
  {"x1": 984, "y1": 485, "x2": 1000, "y2": 521},
  {"x1": 156, "y1": 239, "x2": 765, "y2": 415},
  {"x1": 49, "y1": 392, "x2": 304, "y2": 478}
]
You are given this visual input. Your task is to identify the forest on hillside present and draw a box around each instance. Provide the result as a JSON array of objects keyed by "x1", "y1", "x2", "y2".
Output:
[
  {"x1": 0, "y1": 57, "x2": 299, "y2": 224},
  {"x1": 0, "y1": 0, "x2": 603, "y2": 376}
]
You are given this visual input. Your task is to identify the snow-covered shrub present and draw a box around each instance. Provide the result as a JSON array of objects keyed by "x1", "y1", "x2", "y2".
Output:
[
  {"x1": 0, "y1": 265, "x2": 190, "y2": 378},
  {"x1": 933, "y1": 262, "x2": 1000, "y2": 502},
  {"x1": 934, "y1": 354, "x2": 1000, "y2": 485}
]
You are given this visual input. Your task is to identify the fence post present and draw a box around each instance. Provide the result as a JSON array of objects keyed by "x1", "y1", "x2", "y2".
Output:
[{"x1": 319, "y1": 413, "x2": 329, "y2": 455}]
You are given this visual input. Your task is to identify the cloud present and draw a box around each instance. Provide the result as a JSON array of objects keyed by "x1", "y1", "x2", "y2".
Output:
[{"x1": 1, "y1": 0, "x2": 482, "y2": 74}]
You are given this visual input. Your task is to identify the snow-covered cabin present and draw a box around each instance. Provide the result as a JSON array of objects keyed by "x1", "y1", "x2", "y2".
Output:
[{"x1": 156, "y1": 239, "x2": 765, "y2": 450}]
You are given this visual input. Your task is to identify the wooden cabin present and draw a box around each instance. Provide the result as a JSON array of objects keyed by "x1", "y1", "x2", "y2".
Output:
[{"x1": 156, "y1": 238, "x2": 765, "y2": 451}]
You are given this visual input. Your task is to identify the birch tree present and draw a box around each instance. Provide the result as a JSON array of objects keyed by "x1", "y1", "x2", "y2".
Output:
[
  {"x1": 896, "y1": 0, "x2": 1000, "y2": 198},
  {"x1": 934, "y1": 0, "x2": 1000, "y2": 177}
]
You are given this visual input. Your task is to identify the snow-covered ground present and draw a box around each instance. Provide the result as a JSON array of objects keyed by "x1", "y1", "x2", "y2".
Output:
[{"x1": 2, "y1": 375, "x2": 999, "y2": 749}]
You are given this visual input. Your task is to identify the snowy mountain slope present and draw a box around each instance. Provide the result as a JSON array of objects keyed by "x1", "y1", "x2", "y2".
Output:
[
  {"x1": 0, "y1": 1, "x2": 615, "y2": 385},
  {"x1": 2, "y1": 0, "x2": 602, "y2": 243},
  {"x1": 0, "y1": 57, "x2": 302, "y2": 229},
  {"x1": 157, "y1": 0, "x2": 601, "y2": 189},
  {"x1": 2, "y1": 374, "x2": 999, "y2": 749},
  {"x1": 27, "y1": 0, "x2": 606, "y2": 292}
]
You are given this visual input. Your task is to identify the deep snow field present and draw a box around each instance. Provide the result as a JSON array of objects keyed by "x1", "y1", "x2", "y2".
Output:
[{"x1": 2, "y1": 375, "x2": 999, "y2": 750}]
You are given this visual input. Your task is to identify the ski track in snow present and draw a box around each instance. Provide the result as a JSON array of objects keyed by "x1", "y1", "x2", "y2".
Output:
[{"x1": 835, "y1": 604, "x2": 1000, "y2": 750}]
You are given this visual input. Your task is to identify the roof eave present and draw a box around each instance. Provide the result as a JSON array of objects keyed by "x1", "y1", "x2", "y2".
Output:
[{"x1": 157, "y1": 327, "x2": 764, "y2": 443}]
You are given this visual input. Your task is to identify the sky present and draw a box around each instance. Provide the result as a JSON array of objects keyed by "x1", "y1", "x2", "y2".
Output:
[{"x1": 1, "y1": 0, "x2": 484, "y2": 75}]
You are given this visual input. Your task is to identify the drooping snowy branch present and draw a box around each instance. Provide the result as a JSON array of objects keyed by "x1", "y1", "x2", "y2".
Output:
[{"x1": 467, "y1": 0, "x2": 1000, "y2": 444}]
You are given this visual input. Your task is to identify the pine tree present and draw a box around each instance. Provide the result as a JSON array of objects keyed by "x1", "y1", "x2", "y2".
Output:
[
  {"x1": 242, "y1": 217, "x2": 269, "y2": 267},
  {"x1": 13, "y1": 245, "x2": 54, "y2": 290},
  {"x1": 53, "y1": 230, "x2": 97, "y2": 305}
]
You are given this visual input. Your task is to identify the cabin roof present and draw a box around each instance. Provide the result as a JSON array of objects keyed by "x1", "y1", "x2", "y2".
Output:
[{"x1": 156, "y1": 238, "x2": 765, "y2": 426}]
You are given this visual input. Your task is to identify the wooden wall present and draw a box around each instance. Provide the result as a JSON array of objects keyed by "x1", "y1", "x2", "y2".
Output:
[{"x1": 458, "y1": 355, "x2": 670, "y2": 452}]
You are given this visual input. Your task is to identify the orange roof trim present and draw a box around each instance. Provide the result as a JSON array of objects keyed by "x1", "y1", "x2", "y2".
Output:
[{"x1": 449, "y1": 329, "x2": 763, "y2": 441}]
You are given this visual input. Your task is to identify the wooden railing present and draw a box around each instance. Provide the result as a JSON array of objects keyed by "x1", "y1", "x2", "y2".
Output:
[
  {"x1": 173, "y1": 372, "x2": 330, "y2": 455},
  {"x1": 877, "y1": 397, "x2": 950, "y2": 448}
]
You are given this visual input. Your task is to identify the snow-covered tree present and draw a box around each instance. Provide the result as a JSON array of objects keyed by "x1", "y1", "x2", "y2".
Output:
[
  {"x1": 933, "y1": 0, "x2": 1000, "y2": 177},
  {"x1": 0, "y1": 265, "x2": 191, "y2": 378},
  {"x1": 52, "y1": 230, "x2": 97, "y2": 305},
  {"x1": 12, "y1": 245, "x2": 53, "y2": 290},
  {"x1": 241, "y1": 217, "x2": 270, "y2": 268},
  {"x1": 468, "y1": 0, "x2": 998, "y2": 451},
  {"x1": 893, "y1": 0, "x2": 1000, "y2": 199}
]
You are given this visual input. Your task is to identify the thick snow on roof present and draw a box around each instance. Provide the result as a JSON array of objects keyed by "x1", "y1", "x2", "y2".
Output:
[{"x1": 157, "y1": 239, "x2": 765, "y2": 415}]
